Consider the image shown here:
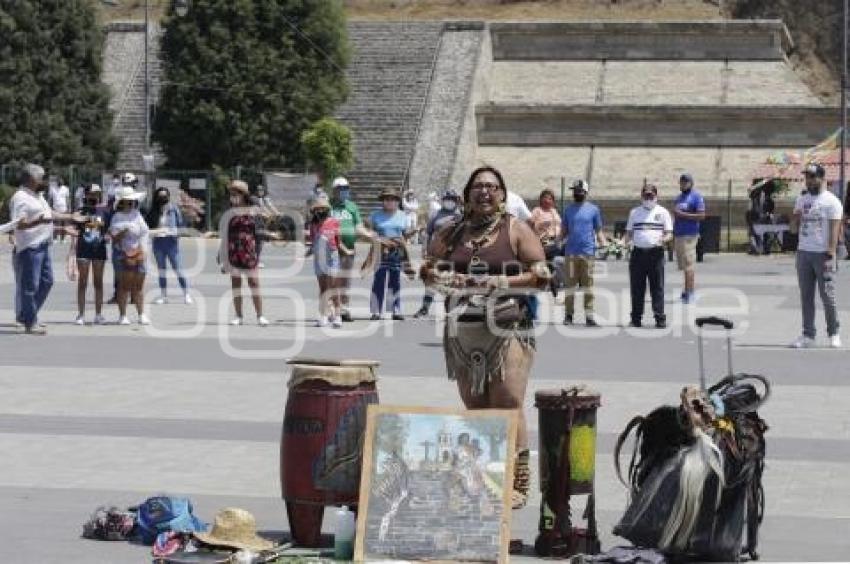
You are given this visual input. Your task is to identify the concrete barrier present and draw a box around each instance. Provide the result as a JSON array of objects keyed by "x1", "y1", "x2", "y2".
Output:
[
  {"x1": 490, "y1": 20, "x2": 792, "y2": 61},
  {"x1": 476, "y1": 104, "x2": 839, "y2": 148}
]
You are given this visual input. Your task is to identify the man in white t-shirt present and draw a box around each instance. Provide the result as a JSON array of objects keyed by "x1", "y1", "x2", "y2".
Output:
[
  {"x1": 11, "y1": 164, "x2": 55, "y2": 335},
  {"x1": 624, "y1": 184, "x2": 673, "y2": 328},
  {"x1": 506, "y1": 190, "x2": 532, "y2": 222},
  {"x1": 790, "y1": 163, "x2": 843, "y2": 348},
  {"x1": 49, "y1": 177, "x2": 70, "y2": 242}
]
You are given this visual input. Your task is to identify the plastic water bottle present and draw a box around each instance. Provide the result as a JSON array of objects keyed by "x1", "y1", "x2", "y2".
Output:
[{"x1": 333, "y1": 505, "x2": 355, "y2": 560}]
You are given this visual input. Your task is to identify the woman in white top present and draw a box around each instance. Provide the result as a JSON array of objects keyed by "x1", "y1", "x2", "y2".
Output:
[{"x1": 109, "y1": 186, "x2": 150, "y2": 325}]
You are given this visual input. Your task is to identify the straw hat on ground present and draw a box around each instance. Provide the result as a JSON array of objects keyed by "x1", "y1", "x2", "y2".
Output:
[{"x1": 193, "y1": 508, "x2": 275, "y2": 552}]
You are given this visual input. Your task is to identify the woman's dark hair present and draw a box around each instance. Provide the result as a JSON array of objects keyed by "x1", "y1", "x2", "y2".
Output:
[
  {"x1": 146, "y1": 187, "x2": 170, "y2": 228},
  {"x1": 539, "y1": 189, "x2": 556, "y2": 204},
  {"x1": 462, "y1": 165, "x2": 507, "y2": 202}
]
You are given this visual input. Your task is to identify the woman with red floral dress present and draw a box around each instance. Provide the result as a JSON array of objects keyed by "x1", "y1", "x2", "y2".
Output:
[{"x1": 221, "y1": 180, "x2": 275, "y2": 326}]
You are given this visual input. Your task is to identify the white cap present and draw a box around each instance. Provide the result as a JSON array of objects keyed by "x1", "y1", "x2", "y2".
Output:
[
  {"x1": 122, "y1": 172, "x2": 138, "y2": 186},
  {"x1": 332, "y1": 177, "x2": 349, "y2": 188},
  {"x1": 23, "y1": 163, "x2": 45, "y2": 183},
  {"x1": 88, "y1": 184, "x2": 102, "y2": 193}
]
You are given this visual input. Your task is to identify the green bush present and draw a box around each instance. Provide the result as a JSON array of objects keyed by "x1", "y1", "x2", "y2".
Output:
[{"x1": 301, "y1": 117, "x2": 353, "y2": 188}]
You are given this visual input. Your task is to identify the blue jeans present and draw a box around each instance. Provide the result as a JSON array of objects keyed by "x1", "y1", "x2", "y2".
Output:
[
  {"x1": 153, "y1": 237, "x2": 188, "y2": 292},
  {"x1": 17, "y1": 242, "x2": 53, "y2": 327},
  {"x1": 371, "y1": 262, "x2": 401, "y2": 315},
  {"x1": 12, "y1": 249, "x2": 22, "y2": 323}
]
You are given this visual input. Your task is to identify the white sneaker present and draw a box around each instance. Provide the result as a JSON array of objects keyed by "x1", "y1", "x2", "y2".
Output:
[
  {"x1": 153, "y1": 296, "x2": 168, "y2": 305},
  {"x1": 789, "y1": 335, "x2": 815, "y2": 349},
  {"x1": 258, "y1": 261, "x2": 266, "y2": 269},
  {"x1": 315, "y1": 317, "x2": 328, "y2": 327},
  {"x1": 74, "y1": 315, "x2": 85, "y2": 326},
  {"x1": 118, "y1": 316, "x2": 131, "y2": 326},
  {"x1": 138, "y1": 314, "x2": 151, "y2": 325},
  {"x1": 829, "y1": 335, "x2": 842, "y2": 349},
  {"x1": 258, "y1": 316, "x2": 270, "y2": 327},
  {"x1": 229, "y1": 317, "x2": 243, "y2": 326},
  {"x1": 94, "y1": 314, "x2": 107, "y2": 325},
  {"x1": 332, "y1": 316, "x2": 343, "y2": 328},
  {"x1": 184, "y1": 294, "x2": 194, "y2": 305}
]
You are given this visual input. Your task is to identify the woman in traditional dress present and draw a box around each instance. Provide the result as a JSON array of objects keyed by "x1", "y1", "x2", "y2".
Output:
[{"x1": 420, "y1": 165, "x2": 549, "y2": 508}]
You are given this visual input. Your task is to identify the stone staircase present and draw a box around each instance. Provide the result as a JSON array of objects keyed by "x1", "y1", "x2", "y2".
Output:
[
  {"x1": 112, "y1": 26, "x2": 164, "y2": 171},
  {"x1": 365, "y1": 469, "x2": 502, "y2": 560},
  {"x1": 335, "y1": 22, "x2": 444, "y2": 214}
]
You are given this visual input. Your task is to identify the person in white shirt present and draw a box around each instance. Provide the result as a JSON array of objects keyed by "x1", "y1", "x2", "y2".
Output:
[
  {"x1": 505, "y1": 190, "x2": 532, "y2": 222},
  {"x1": 109, "y1": 186, "x2": 151, "y2": 326},
  {"x1": 49, "y1": 177, "x2": 70, "y2": 243},
  {"x1": 624, "y1": 184, "x2": 673, "y2": 328},
  {"x1": 10, "y1": 164, "x2": 55, "y2": 334},
  {"x1": 789, "y1": 164, "x2": 843, "y2": 348}
]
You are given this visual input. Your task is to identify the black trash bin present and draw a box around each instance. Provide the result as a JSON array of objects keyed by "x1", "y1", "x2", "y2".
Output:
[{"x1": 697, "y1": 215, "x2": 722, "y2": 262}]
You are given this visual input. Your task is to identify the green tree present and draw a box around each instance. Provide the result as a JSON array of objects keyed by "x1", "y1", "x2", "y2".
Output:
[
  {"x1": 153, "y1": 0, "x2": 350, "y2": 170},
  {"x1": 301, "y1": 117, "x2": 353, "y2": 187},
  {"x1": 0, "y1": 0, "x2": 119, "y2": 168}
]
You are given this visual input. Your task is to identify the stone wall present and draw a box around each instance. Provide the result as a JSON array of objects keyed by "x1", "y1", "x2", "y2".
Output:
[
  {"x1": 490, "y1": 20, "x2": 791, "y2": 61},
  {"x1": 408, "y1": 22, "x2": 485, "y2": 194}
]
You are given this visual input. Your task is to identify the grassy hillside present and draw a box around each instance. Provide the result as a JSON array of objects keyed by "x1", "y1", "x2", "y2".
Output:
[{"x1": 97, "y1": 0, "x2": 720, "y2": 22}]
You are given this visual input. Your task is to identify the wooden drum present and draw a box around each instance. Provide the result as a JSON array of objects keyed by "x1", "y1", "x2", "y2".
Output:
[{"x1": 281, "y1": 359, "x2": 379, "y2": 547}]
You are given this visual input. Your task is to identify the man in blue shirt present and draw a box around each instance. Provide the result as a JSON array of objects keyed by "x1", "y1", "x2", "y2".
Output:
[
  {"x1": 673, "y1": 173, "x2": 706, "y2": 304},
  {"x1": 561, "y1": 179, "x2": 605, "y2": 326}
]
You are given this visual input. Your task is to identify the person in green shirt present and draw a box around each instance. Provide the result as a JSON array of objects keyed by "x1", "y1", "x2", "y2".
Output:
[{"x1": 330, "y1": 177, "x2": 374, "y2": 322}]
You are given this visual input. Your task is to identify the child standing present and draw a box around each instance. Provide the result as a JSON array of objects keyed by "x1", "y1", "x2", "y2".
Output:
[{"x1": 309, "y1": 195, "x2": 350, "y2": 328}]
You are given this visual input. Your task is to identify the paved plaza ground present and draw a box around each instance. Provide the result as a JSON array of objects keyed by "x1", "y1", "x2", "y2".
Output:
[{"x1": 0, "y1": 240, "x2": 848, "y2": 562}]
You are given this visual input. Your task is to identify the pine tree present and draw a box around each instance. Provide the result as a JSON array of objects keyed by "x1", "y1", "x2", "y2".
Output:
[
  {"x1": 0, "y1": 0, "x2": 119, "y2": 168},
  {"x1": 153, "y1": 0, "x2": 350, "y2": 170}
]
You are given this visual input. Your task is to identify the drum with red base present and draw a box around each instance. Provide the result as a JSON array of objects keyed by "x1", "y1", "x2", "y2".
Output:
[{"x1": 281, "y1": 359, "x2": 379, "y2": 547}]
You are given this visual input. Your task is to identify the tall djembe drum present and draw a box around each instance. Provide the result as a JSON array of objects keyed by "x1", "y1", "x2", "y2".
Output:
[
  {"x1": 534, "y1": 387, "x2": 601, "y2": 557},
  {"x1": 281, "y1": 359, "x2": 379, "y2": 547}
]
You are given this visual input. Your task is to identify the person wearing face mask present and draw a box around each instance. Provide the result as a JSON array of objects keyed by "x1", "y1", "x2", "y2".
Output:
[
  {"x1": 560, "y1": 179, "x2": 605, "y2": 326},
  {"x1": 673, "y1": 173, "x2": 706, "y2": 304},
  {"x1": 147, "y1": 187, "x2": 191, "y2": 305},
  {"x1": 789, "y1": 163, "x2": 843, "y2": 349},
  {"x1": 414, "y1": 189, "x2": 462, "y2": 318},
  {"x1": 10, "y1": 164, "x2": 60, "y2": 335},
  {"x1": 309, "y1": 195, "x2": 351, "y2": 328},
  {"x1": 330, "y1": 177, "x2": 371, "y2": 321},
  {"x1": 70, "y1": 184, "x2": 109, "y2": 325},
  {"x1": 624, "y1": 185, "x2": 673, "y2": 328}
]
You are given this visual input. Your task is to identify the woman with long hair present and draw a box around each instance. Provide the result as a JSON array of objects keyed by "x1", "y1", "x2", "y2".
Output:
[
  {"x1": 147, "y1": 186, "x2": 191, "y2": 305},
  {"x1": 71, "y1": 184, "x2": 109, "y2": 325},
  {"x1": 420, "y1": 165, "x2": 549, "y2": 509},
  {"x1": 109, "y1": 186, "x2": 150, "y2": 325},
  {"x1": 308, "y1": 195, "x2": 351, "y2": 328}
]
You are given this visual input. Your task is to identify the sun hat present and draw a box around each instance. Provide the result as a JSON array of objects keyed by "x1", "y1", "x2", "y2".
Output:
[
  {"x1": 192, "y1": 508, "x2": 275, "y2": 552},
  {"x1": 310, "y1": 194, "x2": 331, "y2": 210},
  {"x1": 378, "y1": 187, "x2": 402, "y2": 201},
  {"x1": 113, "y1": 185, "x2": 145, "y2": 209},
  {"x1": 229, "y1": 180, "x2": 250, "y2": 195}
]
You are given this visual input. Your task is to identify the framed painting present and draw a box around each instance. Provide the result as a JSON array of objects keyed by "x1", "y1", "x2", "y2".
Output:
[{"x1": 354, "y1": 405, "x2": 518, "y2": 563}]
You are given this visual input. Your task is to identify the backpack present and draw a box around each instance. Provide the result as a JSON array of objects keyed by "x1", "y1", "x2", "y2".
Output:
[
  {"x1": 81, "y1": 506, "x2": 136, "y2": 541},
  {"x1": 134, "y1": 496, "x2": 207, "y2": 545}
]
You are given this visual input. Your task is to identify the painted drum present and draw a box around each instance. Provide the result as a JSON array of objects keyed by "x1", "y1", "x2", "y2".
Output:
[
  {"x1": 534, "y1": 387, "x2": 602, "y2": 558},
  {"x1": 281, "y1": 359, "x2": 380, "y2": 547}
]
